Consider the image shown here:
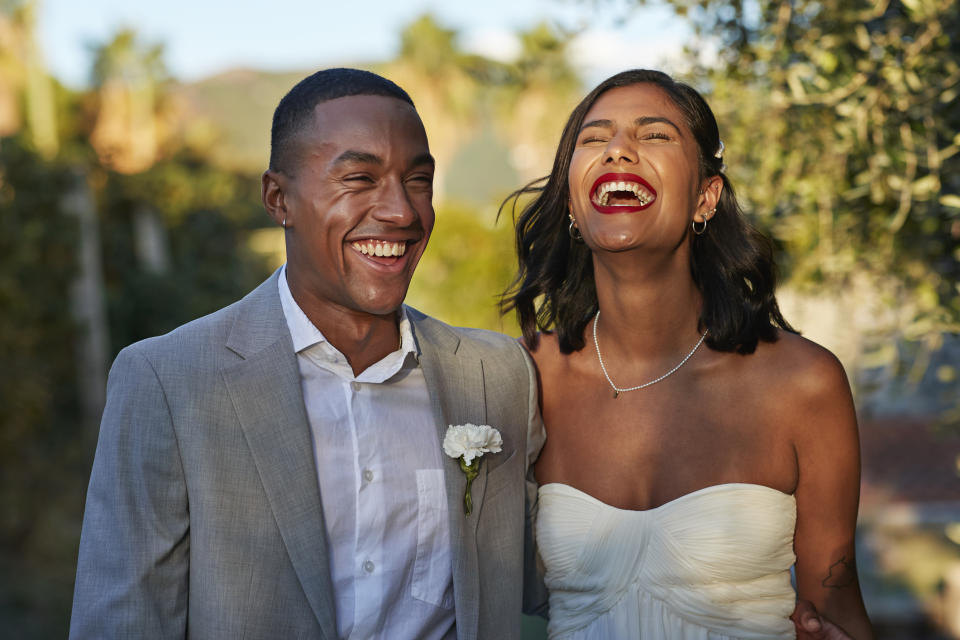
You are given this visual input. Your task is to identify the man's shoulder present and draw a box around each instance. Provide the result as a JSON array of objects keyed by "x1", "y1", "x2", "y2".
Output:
[
  {"x1": 123, "y1": 300, "x2": 238, "y2": 357},
  {"x1": 120, "y1": 273, "x2": 280, "y2": 366}
]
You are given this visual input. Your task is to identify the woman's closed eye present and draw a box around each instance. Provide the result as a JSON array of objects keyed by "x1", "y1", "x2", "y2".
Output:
[
  {"x1": 579, "y1": 135, "x2": 609, "y2": 145},
  {"x1": 641, "y1": 131, "x2": 672, "y2": 141}
]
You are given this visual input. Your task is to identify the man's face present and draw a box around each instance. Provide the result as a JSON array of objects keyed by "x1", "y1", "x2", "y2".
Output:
[{"x1": 269, "y1": 95, "x2": 435, "y2": 319}]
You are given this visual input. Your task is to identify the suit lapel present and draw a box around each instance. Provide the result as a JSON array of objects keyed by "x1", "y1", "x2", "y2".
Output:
[
  {"x1": 411, "y1": 310, "x2": 488, "y2": 640},
  {"x1": 221, "y1": 273, "x2": 338, "y2": 640}
]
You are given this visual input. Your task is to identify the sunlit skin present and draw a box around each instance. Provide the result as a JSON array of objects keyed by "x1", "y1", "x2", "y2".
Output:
[
  {"x1": 530, "y1": 84, "x2": 873, "y2": 638},
  {"x1": 262, "y1": 95, "x2": 435, "y2": 374}
]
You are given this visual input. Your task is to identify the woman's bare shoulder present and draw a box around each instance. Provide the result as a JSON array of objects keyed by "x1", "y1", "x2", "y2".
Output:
[
  {"x1": 753, "y1": 330, "x2": 857, "y2": 438},
  {"x1": 761, "y1": 330, "x2": 850, "y2": 394}
]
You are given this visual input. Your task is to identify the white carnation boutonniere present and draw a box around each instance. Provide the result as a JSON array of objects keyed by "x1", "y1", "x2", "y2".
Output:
[{"x1": 443, "y1": 423, "x2": 503, "y2": 515}]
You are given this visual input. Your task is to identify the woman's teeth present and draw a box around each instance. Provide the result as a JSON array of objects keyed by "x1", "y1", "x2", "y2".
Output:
[{"x1": 593, "y1": 181, "x2": 654, "y2": 206}]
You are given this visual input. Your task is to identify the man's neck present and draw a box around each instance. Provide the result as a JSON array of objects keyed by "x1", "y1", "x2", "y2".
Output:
[
  {"x1": 323, "y1": 314, "x2": 401, "y2": 376},
  {"x1": 286, "y1": 275, "x2": 402, "y2": 377}
]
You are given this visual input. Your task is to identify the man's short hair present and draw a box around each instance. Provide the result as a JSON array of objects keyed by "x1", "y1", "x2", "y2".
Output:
[{"x1": 269, "y1": 67, "x2": 415, "y2": 174}]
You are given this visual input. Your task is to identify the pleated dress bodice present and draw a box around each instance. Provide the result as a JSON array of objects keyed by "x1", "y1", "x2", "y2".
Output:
[{"x1": 536, "y1": 482, "x2": 797, "y2": 640}]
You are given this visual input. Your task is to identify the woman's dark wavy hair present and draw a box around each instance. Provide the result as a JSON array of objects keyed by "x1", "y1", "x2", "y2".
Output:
[{"x1": 501, "y1": 69, "x2": 794, "y2": 354}]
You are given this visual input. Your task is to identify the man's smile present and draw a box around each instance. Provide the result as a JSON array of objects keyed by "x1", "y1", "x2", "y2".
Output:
[{"x1": 350, "y1": 239, "x2": 408, "y2": 257}]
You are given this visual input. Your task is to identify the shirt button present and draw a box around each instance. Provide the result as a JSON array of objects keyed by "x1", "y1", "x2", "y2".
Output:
[
  {"x1": 362, "y1": 468, "x2": 374, "y2": 482},
  {"x1": 363, "y1": 560, "x2": 375, "y2": 573},
  {"x1": 350, "y1": 381, "x2": 361, "y2": 392}
]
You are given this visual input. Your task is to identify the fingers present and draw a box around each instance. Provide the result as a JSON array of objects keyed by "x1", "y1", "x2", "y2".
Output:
[
  {"x1": 792, "y1": 599, "x2": 824, "y2": 639},
  {"x1": 791, "y1": 599, "x2": 853, "y2": 640},
  {"x1": 800, "y1": 611, "x2": 824, "y2": 637}
]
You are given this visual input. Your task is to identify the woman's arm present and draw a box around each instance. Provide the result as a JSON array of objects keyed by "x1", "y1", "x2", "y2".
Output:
[{"x1": 791, "y1": 345, "x2": 873, "y2": 639}]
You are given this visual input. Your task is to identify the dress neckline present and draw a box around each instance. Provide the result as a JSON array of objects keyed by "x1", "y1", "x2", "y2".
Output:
[{"x1": 538, "y1": 481, "x2": 795, "y2": 514}]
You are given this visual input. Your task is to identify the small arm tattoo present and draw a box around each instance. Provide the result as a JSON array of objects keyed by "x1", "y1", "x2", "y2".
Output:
[{"x1": 821, "y1": 555, "x2": 856, "y2": 589}]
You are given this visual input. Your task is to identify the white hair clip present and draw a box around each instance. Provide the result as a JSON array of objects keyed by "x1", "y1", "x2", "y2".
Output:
[{"x1": 715, "y1": 140, "x2": 725, "y2": 159}]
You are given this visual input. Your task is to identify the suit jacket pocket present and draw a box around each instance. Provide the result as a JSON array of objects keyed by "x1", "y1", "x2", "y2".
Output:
[
  {"x1": 482, "y1": 449, "x2": 518, "y2": 501},
  {"x1": 412, "y1": 469, "x2": 455, "y2": 609}
]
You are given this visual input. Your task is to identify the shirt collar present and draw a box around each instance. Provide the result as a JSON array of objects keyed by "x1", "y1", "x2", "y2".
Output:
[{"x1": 277, "y1": 265, "x2": 418, "y2": 377}]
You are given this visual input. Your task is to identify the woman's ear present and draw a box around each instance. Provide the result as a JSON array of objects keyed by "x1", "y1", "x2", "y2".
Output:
[{"x1": 695, "y1": 175, "x2": 724, "y2": 222}]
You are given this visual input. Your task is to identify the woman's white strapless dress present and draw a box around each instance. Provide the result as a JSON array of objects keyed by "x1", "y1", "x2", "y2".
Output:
[{"x1": 536, "y1": 482, "x2": 797, "y2": 639}]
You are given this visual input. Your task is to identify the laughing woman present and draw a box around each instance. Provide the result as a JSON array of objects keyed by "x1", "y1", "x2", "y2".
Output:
[{"x1": 504, "y1": 69, "x2": 873, "y2": 639}]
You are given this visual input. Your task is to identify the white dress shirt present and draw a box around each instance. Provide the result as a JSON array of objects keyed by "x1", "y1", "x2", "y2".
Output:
[{"x1": 279, "y1": 267, "x2": 455, "y2": 640}]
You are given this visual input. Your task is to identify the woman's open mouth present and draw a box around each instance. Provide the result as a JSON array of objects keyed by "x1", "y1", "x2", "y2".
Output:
[{"x1": 590, "y1": 173, "x2": 657, "y2": 214}]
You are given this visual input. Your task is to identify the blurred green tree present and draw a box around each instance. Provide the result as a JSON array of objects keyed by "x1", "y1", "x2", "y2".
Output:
[
  {"x1": 97, "y1": 153, "x2": 270, "y2": 354},
  {"x1": 89, "y1": 29, "x2": 170, "y2": 173},
  {"x1": 0, "y1": 136, "x2": 80, "y2": 635},
  {"x1": 407, "y1": 202, "x2": 521, "y2": 334},
  {"x1": 491, "y1": 22, "x2": 583, "y2": 183},
  {"x1": 0, "y1": 0, "x2": 58, "y2": 155}
]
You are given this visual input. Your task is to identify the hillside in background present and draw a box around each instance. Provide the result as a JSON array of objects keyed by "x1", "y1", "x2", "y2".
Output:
[{"x1": 172, "y1": 68, "x2": 319, "y2": 174}]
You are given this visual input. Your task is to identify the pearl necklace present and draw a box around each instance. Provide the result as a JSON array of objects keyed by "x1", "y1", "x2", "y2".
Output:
[{"x1": 592, "y1": 311, "x2": 707, "y2": 399}]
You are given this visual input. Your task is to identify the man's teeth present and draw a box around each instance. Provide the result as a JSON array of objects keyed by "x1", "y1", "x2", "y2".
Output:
[
  {"x1": 351, "y1": 240, "x2": 407, "y2": 257},
  {"x1": 594, "y1": 181, "x2": 655, "y2": 206}
]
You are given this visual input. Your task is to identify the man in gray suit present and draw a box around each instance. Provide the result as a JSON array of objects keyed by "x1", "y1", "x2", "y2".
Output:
[{"x1": 70, "y1": 68, "x2": 544, "y2": 640}]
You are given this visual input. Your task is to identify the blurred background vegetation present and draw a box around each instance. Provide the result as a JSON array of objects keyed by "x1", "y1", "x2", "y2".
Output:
[{"x1": 1, "y1": 0, "x2": 958, "y2": 637}]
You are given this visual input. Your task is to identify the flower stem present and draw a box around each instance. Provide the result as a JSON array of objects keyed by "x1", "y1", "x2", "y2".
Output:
[{"x1": 459, "y1": 457, "x2": 480, "y2": 515}]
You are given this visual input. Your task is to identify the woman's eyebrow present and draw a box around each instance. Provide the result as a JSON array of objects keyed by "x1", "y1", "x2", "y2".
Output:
[
  {"x1": 634, "y1": 116, "x2": 683, "y2": 135},
  {"x1": 579, "y1": 119, "x2": 614, "y2": 132}
]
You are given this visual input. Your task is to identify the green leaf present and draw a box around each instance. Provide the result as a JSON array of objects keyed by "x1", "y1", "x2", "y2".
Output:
[{"x1": 912, "y1": 174, "x2": 940, "y2": 197}]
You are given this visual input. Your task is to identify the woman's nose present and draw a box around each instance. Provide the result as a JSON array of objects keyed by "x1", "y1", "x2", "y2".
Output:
[{"x1": 604, "y1": 133, "x2": 637, "y2": 165}]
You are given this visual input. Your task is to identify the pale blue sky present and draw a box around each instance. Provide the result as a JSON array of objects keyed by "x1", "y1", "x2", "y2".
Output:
[{"x1": 37, "y1": 0, "x2": 690, "y2": 88}]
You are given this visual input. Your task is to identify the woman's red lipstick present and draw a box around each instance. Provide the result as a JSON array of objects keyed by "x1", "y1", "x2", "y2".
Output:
[{"x1": 590, "y1": 173, "x2": 657, "y2": 214}]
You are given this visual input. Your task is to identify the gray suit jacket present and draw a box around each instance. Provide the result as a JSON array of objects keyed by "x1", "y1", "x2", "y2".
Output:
[{"x1": 70, "y1": 271, "x2": 545, "y2": 640}]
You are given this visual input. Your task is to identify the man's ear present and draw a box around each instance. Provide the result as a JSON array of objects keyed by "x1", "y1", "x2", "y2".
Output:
[{"x1": 262, "y1": 170, "x2": 288, "y2": 228}]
